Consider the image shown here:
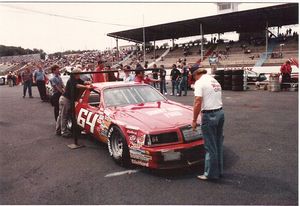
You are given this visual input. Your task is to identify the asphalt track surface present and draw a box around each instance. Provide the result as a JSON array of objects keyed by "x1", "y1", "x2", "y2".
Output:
[{"x1": 0, "y1": 85, "x2": 298, "y2": 205}]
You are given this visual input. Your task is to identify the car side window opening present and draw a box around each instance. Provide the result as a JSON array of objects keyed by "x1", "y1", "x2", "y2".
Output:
[{"x1": 88, "y1": 91, "x2": 101, "y2": 107}]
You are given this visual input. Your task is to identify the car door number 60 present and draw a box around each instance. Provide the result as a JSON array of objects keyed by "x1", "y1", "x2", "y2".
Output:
[{"x1": 77, "y1": 108, "x2": 99, "y2": 133}]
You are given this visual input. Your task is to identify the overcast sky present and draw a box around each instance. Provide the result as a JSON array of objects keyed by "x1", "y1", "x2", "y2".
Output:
[{"x1": 0, "y1": 2, "x2": 287, "y2": 53}]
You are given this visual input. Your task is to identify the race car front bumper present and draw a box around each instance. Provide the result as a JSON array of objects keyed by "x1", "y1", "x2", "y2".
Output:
[{"x1": 129, "y1": 139, "x2": 205, "y2": 169}]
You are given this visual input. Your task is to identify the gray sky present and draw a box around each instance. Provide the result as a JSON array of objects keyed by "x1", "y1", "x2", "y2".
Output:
[{"x1": 0, "y1": 2, "x2": 284, "y2": 53}]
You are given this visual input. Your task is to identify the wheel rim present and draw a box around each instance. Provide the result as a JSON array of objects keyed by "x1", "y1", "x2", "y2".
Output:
[{"x1": 111, "y1": 132, "x2": 123, "y2": 158}]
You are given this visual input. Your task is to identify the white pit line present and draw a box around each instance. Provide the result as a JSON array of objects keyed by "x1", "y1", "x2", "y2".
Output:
[{"x1": 105, "y1": 169, "x2": 139, "y2": 177}]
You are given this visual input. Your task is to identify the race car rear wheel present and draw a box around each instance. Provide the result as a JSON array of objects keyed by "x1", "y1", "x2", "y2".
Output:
[{"x1": 108, "y1": 126, "x2": 130, "y2": 167}]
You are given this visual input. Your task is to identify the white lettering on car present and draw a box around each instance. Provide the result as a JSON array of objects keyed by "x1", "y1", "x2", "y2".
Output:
[{"x1": 77, "y1": 108, "x2": 99, "y2": 134}]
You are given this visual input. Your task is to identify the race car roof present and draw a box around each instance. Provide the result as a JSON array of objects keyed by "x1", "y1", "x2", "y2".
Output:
[
  {"x1": 92, "y1": 81, "x2": 146, "y2": 90},
  {"x1": 107, "y1": 3, "x2": 298, "y2": 43}
]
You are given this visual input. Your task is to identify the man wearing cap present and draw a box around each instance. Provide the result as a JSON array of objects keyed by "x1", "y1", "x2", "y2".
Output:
[
  {"x1": 93, "y1": 60, "x2": 107, "y2": 83},
  {"x1": 123, "y1": 65, "x2": 135, "y2": 82},
  {"x1": 56, "y1": 68, "x2": 92, "y2": 137},
  {"x1": 192, "y1": 67, "x2": 224, "y2": 180}
]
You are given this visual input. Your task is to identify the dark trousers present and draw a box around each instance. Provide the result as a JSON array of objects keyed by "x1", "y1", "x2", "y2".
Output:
[
  {"x1": 23, "y1": 80, "x2": 32, "y2": 97},
  {"x1": 160, "y1": 79, "x2": 167, "y2": 94},
  {"x1": 281, "y1": 73, "x2": 291, "y2": 89},
  {"x1": 51, "y1": 92, "x2": 61, "y2": 121},
  {"x1": 201, "y1": 109, "x2": 225, "y2": 179},
  {"x1": 171, "y1": 80, "x2": 178, "y2": 95},
  {"x1": 36, "y1": 80, "x2": 47, "y2": 100}
]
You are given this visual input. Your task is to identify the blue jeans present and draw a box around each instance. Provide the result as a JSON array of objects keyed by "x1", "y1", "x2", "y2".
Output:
[
  {"x1": 160, "y1": 79, "x2": 167, "y2": 94},
  {"x1": 171, "y1": 80, "x2": 179, "y2": 95},
  {"x1": 23, "y1": 80, "x2": 32, "y2": 97},
  {"x1": 179, "y1": 76, "x2": 188, "y2": 96},
  {"x1": 201, "y1": 109, "x2": 225, "y2": 179}
]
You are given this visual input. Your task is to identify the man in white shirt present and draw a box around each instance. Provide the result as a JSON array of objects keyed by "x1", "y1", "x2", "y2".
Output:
[{"x1": 192, "y1": 67, "x2": 224, "y2": 180}]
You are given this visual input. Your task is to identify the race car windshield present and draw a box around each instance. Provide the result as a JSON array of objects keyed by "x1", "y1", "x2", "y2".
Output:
[{"x1": 104, "y1": 85, "x2": 166, "y2": 107}]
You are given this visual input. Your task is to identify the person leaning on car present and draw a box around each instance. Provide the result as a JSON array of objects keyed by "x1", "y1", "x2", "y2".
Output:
[
  {"x1": 192, "y1": 67, "x2": 224, "y2": 181},
  {"x1": 56, "y1": 67, "x2": 92, "y2": 137}
]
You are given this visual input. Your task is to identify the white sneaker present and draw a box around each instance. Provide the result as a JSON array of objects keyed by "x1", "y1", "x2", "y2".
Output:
[
  {"x1": 164, "y1": 92, "x2": 168, "y2": 95},
  {"x1": 197, "y1": 175, "x2": 208, "y2": 180}
]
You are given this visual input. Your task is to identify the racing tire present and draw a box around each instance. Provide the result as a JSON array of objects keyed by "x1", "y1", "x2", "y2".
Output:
[
  {"x1": 223, "y1": 85, "x2": 232, "y2": 90},
  {"x1": 232, "y1": 75, "x2": 243, "y2": 81},
  {"x1": 232, "y1": 80, "x2": 244, "y2": 86},
  {"x1": 107, "y1": 126, "x2": 131, "y2": 167},
  {"x1": 232, "y1": 70, "x2": 244, "y2": 75},
  {"x1": 224, "y1": 70, "x2": 232, "y2": 75},
  {"x1": 224, "y1": 79, "x2": 232, "y2": 85},
  {"x1": 224, "y1": 75, "x2": 232, "y2": 81},
  {"x1": 232, "y1": 85, "x2": 244, "y2": 91},
  {"x1": 215, "y1": 70, "x2": 224, "y2": 75}
]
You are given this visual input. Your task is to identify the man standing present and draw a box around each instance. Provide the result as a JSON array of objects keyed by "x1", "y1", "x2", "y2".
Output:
[
  {"x1": 159, "y1": 65, "x2": 167, "y2": 95},
  {"x1": 33, "y1": 64, "x2": 47, "y2": 102},
  {"x1": 170, "y1": 64, "x2": 180, "y2": 96},
  {"x1": 93, "y1": 60, "x2": 107, "y2": 83},
  {"x1": 192, "y1": 68, "x2": 224, "y2": 180},
  {"x1": 50, "y1": 65, "x2": 64, "y2": 123},
  {"x1": 123, "y1": 66, "x2": 134, "y2": 82},
  {"x1": 56, "y1": 68, "x2": 92, "y2": 137},
  {"x1": 280, "y1": 60, "x2": 292, "y2": 90},
  {"x1": 21, "y1": 67, "x2": 33, "y2": 98},
  {"x1": 152, "y1": 64, "x2": 159, "y2": 89},
  {"x1": 179, "y1": 62, "x2": 189, "y2": 96}
]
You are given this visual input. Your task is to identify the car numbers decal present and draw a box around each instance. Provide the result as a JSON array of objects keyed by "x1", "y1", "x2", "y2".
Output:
[{"x1": 77, "y1": 108, "x2": 99, "y2": 134}]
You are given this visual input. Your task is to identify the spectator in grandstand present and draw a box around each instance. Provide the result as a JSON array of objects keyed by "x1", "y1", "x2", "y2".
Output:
[
  {"x1": 152, "y1": 64, "x2": 159, "y2": 88},
  {"x1": 33, "y1": 64, "x2": 48, "y2": 102},
  {"x1": 93, "y1": 60, "x2": 107, "y2": 83},
  {"x1": 21, "y1": 67, "x2": 33, "y2": 98},
  {"x1": 280, "y1": 60, "x2": 292, "y2": 91},
  {"x1": 170, "y1": 64, "x2": 180, "y2": 96},
  {"x1": 123, "y1": 66, "x2": 135, "y2": 82},
  {"x1": 50, "y1": 65, "x2": 65, "y2": 124},
  {"x1": 159, "y1": 65, "x2": 167, "y2": 95},
  {"x1": 57, "y1": 68, "x2": 92, "y2": 137},
  {"x1": 178, "y1": 62, "x2": 189, "y2": 96}
]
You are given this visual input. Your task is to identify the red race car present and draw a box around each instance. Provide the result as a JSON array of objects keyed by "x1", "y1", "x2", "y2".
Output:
[{"x1": 74, "y1": 82, "x2": 204, "y2": 169}]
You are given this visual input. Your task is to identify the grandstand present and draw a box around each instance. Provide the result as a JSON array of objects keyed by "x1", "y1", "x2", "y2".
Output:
[{"x1": 108, "y1": 3, "x2": 298, "y2": 68}]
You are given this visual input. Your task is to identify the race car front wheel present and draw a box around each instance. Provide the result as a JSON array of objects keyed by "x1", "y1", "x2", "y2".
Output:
[{"x1": 108, "y1": 126, "x2": 130, "y2": 167}]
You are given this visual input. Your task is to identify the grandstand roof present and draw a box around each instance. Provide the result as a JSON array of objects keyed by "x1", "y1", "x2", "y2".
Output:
[{"x1": 107, "y1": 3, "x2": 298, "y2": 43}]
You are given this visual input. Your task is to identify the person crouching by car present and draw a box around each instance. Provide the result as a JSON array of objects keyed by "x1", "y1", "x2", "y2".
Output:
[
  {"x1": 56, "y1": 68, "x2": 93, "y2": 137},
  {"x1": 50, "y1": 65, "x2": 65, "y2": 122}
]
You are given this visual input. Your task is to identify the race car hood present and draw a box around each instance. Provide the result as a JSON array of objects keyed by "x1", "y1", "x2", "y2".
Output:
[{"x1": 108, "y1": 100, "x2": 194, "y2": 132}]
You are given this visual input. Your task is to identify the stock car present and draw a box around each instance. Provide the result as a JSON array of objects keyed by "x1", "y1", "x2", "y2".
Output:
[{"x1": 74, "y1": 82, "x2": 204, "y2": 169}]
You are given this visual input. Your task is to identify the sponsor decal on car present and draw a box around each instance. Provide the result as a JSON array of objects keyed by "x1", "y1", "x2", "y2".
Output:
[
  {"x1": 130, "y1": 149, "x2": 152, "y2": 162},
  {"x1": 131, "y1": 159, "x2": 149, "y2": 167}
]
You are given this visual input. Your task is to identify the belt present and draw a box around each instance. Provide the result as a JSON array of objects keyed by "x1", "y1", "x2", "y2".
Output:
[{"x1": 202, "y1": 107, "x2": 222, "y2": 113}]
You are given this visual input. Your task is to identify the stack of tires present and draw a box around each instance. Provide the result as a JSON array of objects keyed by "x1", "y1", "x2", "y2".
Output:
[
  {"x1": 232, "y1": 70, "x2": 244, "y2": 91},
  {"x1": 223, "y1": 70, "x2": 232, "y2": 90},
  {"x1": 214, "y1": 70, "x2": 224, "y2": 89}
]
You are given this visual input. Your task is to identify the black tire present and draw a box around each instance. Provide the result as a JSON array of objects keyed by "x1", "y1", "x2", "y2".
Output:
[
  {"x1": 223, "y1": 85, "x2": 232, "y2": 90},
  {"x1": 232, "y1": 75, "x2": 243, "y2": 81},
  {"x1": 215, "y1": 70, "x2": 224, "y2": 75},
  {"x1": 232, "y1": 79, "x2": 244, "y2": 86},
  {"x1": 224, "y1": 75, "x2": 232, "y2": 81},
  {"x1": 107, "y1": 126, "x2": 131, "y2": 167},
  {"x1": 232, "y1": 85, "x2": 244, "y2": 91},
  {"x1": 224, "y1": 80, "x2": 232, "y2": 86},
  {"x1": 232, "y1": 70, "x2": 244, "y2": 75},
  {"x1": 224, "y1": 70, "x2": 232, "y2": 75}
]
